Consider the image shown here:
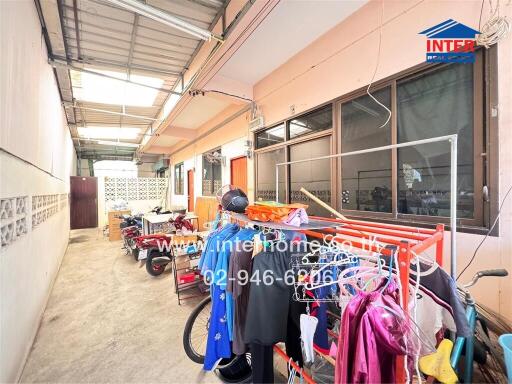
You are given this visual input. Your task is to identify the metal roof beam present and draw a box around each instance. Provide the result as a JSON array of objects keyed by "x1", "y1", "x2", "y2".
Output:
[
  {"x1": 61, "y1": 4, "x2": 200, "y2": 43},
  {"x1": 92, "y1": 0, "x2": 215, "y2": 31},
  {"x1": 64, "y1": 36, "x2": 190, "y2": 64},
  {"x1": 102, "y1": 0, "x2": 222, "y2": 42},
  {"x1": 184, "y1": 0, "x2": 224, "y2": 11},
  {"x1": 72, "y1": 0, "x2": 82, "y2": 59},
  {"x1": 63, "y1": 21, "x2": 195, "y2": 57},
  {"x1": 127, "y1": 13, "x2": 139, "y2": 76},
  {"x1": 51, "y1": 55, "x2": 182, "y2": 77},
  {"x1": 65, "y1": 45, "x2": 185, "y2": 72},
  {"x1": 68, "y1": 103, "x2": 159, "y2": 121}
]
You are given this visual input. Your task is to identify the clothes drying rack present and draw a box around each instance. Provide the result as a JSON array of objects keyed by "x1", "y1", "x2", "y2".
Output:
[
  {"x1": 228, "y1": 211, "x2": 445, "y2": 384},
  {"x1": 222, "y1": 133, "x2": 457, "y2": 383}
]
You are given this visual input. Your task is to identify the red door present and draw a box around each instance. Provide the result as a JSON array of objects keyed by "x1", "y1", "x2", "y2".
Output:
[
  {"x1": 230, "y1": 156, "x2": 247, "y2": 193},
  {"x1": 187, "y1": 169, "x2": 195, "y2": 212},
  {"x1": 70, "y1": 176, "x2": 98, "y2": 229}
]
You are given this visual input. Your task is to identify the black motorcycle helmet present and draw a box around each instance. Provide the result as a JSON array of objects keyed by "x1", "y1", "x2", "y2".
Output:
[{"x1": 221, "y1": 188, "x2": 249, "y2": 213}]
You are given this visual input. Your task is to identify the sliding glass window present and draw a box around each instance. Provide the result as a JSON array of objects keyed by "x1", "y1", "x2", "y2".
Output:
[
  {"x1": 254, "y1": 105, "x2": 332, "y2": 209},
  {"x1": 289, "y1": 136, "x2": 331, "y2": 216},
  {"x1": 397, "y1": 64, "x2": 475, "y2": 219},
  {"x1": 202, "y1": 149, "x2": 222, "y2": 196},
  {"x1": 339, "y1": 52, "x2": 484, "y2": 227},
  {"x1": 255, "y1": 148, "x2": 286, "y2": 203},
  {"x1": 341, "y1": 88, "x2": 392, "y2": 213},
  {"x1": 289, "y1": 105, "x2": 332, "y2": 140},
  {"x1": 255, "y1": 124, "x2": 285, "y2": 149}
]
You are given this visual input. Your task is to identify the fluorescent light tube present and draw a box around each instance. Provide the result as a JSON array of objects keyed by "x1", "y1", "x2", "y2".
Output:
[
  {"x1": 105, "y1": 0, "x2": 213, "y2": 41},
  {"x1": 97, "y1": 140, "x2": 140, "y2": 148}
]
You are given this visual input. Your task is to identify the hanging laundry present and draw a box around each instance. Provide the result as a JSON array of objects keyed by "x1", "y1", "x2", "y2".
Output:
[
  {"x1": 300, "y1": 313, "x2": 319, "y2": 363},
  {"x1": 202, "y1": 223, "x2": 240, "y2": 370},
  {"x1": 226, "y1": 238, "x2": 254, "y2": 355},
  {"x1": 245, "y1": 202, "x2": 308, "y2": 226},
  {"x1": 408, "y1": 262, "x2": 471, "y2": 348},
  {"x1": 244, "y1": 244, "x2": 308, "y2": 382},
  {"x1": 335, "y1": 281, "x2": 411, "y2": 384},
  {"x1": 217, "y1": 228, "x2": 257, "y2": 345}
]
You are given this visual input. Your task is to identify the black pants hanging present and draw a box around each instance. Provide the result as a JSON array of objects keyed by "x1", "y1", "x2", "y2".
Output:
[{"x1": 250, "y1": 299, "x2": 305, "y2": 384}]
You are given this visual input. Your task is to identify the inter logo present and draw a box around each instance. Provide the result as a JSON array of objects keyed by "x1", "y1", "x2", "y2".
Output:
[{"x1": 419, "y1": 19, "x2": 480, "y2": 63}]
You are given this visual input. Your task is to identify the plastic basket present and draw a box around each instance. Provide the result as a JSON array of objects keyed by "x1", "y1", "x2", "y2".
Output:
[{"x1": 499, "y1": 334, "x2": 512, "y2": 383}]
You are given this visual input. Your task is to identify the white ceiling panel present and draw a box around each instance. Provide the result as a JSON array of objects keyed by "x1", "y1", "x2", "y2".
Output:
[
  {"x1": 172, "y1": 96, "x2": 231, "y2": 129},
  {"x1": 218, "y1": 0, "x2": 367, "y2": 85}
]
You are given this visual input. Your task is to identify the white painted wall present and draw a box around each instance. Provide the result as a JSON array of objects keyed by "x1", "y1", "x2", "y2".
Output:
[
  {"x1": 0, "y1": 1, "x2": 76, "y2": 381},
  {"x1": 170, "y1": 137, "x2": 249, "y2": 210},
  {"x1": 137, "y1": 162, "x2": 156, "y2": 177}
]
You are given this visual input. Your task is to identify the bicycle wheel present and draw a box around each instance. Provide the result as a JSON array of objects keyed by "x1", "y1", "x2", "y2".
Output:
[
  {"x1": 473, "y1": 317, "x2": 509, "y2": 383},
  {"x1": 183, "y1": 296, "x2": 212, "y2": 364},
  {"x1": 183, "y1": 296, "x2": 253, "y2": 382}
]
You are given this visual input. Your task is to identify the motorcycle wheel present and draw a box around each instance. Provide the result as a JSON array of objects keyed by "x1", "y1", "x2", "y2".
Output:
[
  {"x1": 131, "y1": 246, "x2": 139, "y2": 262},
  {"x1": 146, "y1": 250, "x2": 166, "y2": 276}
]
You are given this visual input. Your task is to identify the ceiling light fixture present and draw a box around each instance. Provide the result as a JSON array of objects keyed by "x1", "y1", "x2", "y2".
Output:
[{"x1": 104, "y1": 0, "x2": 223, "y2": 42}]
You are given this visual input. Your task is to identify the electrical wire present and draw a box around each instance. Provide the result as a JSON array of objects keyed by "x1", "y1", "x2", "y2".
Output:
[
  {"x1": 200, "y1": 89, "x2": 253, "y2": 102},
  {"x1": 367, "y1": 0, "x2": 392, "y2": 129},
  {"x1": 456, "y1": 184, "x2": 512, "y2": 280},
  {"x1": 476, "y1": 0, "x2": 511, "y2": 48}
]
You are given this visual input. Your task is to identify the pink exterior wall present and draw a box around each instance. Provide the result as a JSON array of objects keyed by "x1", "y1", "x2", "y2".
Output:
[{"x1": 253, "y1": 0, "x2": 512, "y2": 320}]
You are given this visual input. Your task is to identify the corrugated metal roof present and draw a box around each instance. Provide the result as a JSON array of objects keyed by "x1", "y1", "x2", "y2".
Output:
[{"x1": 49, "y1": 0, "x2": 226, "y2": 159}]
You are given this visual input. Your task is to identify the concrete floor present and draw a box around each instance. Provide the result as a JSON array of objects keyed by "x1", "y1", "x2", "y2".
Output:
[{"x1": 20, "y1": 229, "x2": 221, "y2": 383}]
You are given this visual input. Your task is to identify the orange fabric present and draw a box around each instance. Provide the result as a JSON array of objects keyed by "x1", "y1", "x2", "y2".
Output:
[{"x1": 245, "y1": 203, "x2": 308, "y2": 223}]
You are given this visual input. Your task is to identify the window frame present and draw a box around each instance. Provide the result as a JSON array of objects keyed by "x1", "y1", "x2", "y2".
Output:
[
  {"x1": 174, "y1": 162, "x2": 184, "y2": 195},
  {"x1": 336, "y1": 53, "x2": 485, "y2": 228},
  {"x1": 202, "y1": 148, "x2": 223, "y2": 196},
  {"x1": 254, "y1": 102, "x2": 335, "y2": 205},
  {"x1": 253, "y1": 48, "x2": 497, "y2": 232}
]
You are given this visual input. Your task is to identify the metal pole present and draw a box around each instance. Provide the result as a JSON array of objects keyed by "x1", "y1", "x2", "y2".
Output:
[
  {"x1": 450, "y1": 136, "x2": 458, "y2": 278},
  {"x1": 275, "y1": 166, "x2": 279, "y2": 202},
  {"x1": 275, "y1": 134, "x2": 458, "y2": 168},
  {"x1": 274, "y1": 134, "x2": 458, "y2": 276}
]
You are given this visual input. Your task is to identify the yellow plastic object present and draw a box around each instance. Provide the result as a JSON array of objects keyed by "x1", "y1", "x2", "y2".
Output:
[{"x1": 419, "y1": 339, "x2": 459, "y2": 384}]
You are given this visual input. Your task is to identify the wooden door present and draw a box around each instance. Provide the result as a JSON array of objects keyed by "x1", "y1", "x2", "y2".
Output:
[
  {"x1": 70, "y1": 176, "x2": 98, "y2": 229},
  {"x1": 230, "y1": 156, "x2": 247, "y2": 193},
  {"x1": 187, "y1": 169, "x2": 195, "y2": 212}
]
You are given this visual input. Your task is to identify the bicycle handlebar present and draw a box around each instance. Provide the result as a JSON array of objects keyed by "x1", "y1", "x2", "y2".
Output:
[
  {"x1": 476, "y1": 269, "x2": 508, "y2": 278},
  {"x1": 463, "y1": 269, "x2": 508, "y2": 289}
]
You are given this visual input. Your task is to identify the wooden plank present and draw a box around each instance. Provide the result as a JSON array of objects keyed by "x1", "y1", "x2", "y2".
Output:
[
  {"x1": 108, "y1": 209, "x2": 130, "y2": 241},
  {"x1": 195, "y1": 196, "x2": 218, "y2": 231}
]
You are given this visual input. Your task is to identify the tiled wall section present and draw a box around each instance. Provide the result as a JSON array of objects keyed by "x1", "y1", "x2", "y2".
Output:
[{"x1": 0, "y1": 194, "x2": 67, "y2": 248}]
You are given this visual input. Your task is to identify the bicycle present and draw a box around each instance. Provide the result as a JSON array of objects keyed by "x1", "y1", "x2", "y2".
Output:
[
  {"x1": 450, "y1": 268, "x2": 510, "y2": 383},
  {"x1": 183, "y1": 296, "x2": 252, "y2": 383}
]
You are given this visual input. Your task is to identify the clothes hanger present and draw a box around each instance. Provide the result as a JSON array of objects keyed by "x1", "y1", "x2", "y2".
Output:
[{"x1": 304, "y1": 252, "x2": 386, "y2": 291}]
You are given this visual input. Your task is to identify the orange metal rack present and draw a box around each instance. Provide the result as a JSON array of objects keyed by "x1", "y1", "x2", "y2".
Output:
[
  {"x1": 230, "y1": 212, "x2": 445, "y2": 383},
  {"x1": 301, "y1": 216, "x2": 445, "y2": 383}
]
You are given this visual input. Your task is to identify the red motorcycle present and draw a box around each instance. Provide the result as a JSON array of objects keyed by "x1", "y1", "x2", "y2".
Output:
[
  {"x1": 121, "y1": 225, "x2": 141, "y2": 261},
  {"x1": 134, "y1": 233, "x2": 173, "y2": 276},
  {"x1": 134, "y1": 214, "x2": 195, "y2": 276}
]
